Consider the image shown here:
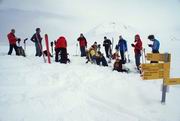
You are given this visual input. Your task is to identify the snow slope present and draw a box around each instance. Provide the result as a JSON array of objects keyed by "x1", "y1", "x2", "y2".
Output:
[{"x1": 0, "y1": 45, "x2": 180, "y2": 121}]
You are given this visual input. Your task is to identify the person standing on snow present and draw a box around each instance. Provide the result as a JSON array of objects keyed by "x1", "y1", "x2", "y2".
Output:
[
  {"x1": 7, "y1": 29, "x2": 19, "y2": 55},
  {"x1": 148, "y1": 35, "x2": 160, "y2": 53},
  {"x1": 118, "y1": 35, "x2": 128, "y2": 64},
  {"x1": 148, "y1": 35, "x2": 160, "y2": 63},
  {"x1": 31, "y1": 28, "x2": 43, "y2": 57},
  {"x1": 103, "y1": 36, "x2": 112, "y2": 58},
  {"x1": 55, "y1": 36, "x2": 68, "y2": 64},
  {"x1": 131, "y1": 34, "x2": 142, "y2": 71},
  {"x1": 77, "y1": 33, "x2": 87, "y2": 57}
]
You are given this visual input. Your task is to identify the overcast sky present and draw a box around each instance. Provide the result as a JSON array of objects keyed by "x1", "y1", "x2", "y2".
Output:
[
  {"x1": 0, "y1": 0, "x2": 180, "y2": 42},
  {"x1": 1, "y1": 0, "x2": 180, "y2": 29}
]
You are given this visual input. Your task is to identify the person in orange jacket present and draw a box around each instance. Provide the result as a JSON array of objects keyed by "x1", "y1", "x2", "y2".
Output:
[
  {"x1": 131, "y1": 34, "x2": 143, "y2": 70},
  {"x1": 55, "y1": 36, "x2": 67, "y2": 63},
  {"x1": 7, "y1": 29, "x2": 19, "y2": 55}
]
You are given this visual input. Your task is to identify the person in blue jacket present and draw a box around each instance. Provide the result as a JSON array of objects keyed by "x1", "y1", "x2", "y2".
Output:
[
  {"x1": 118, "y1": 35, "x2": 127, "y2": 64},
  {"x1": 148, "y1": 35, "x2": 160, "y2": 63},
  {"x1": 148, "y1": 35, "x2": 160, "y2": 53}
]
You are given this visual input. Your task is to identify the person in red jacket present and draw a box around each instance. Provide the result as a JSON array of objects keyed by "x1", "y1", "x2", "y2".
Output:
[
  {"x1": 7, "y1": 29, "x2": 19, "y2": 55},
  {"x1": 77, "y1": 33, "x2": 87, "y2": 57},
  {"x1": 131, "y1": 34, "x2": 142, "y2": 71},
  {"x1": 55, "y1": 36, "x2": 67, "y2": 63}
]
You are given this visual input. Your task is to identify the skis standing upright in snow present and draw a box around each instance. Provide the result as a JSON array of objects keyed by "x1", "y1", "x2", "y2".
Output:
[{"x1": 45, "y1": 34, "x2": 51, "y2": 64}]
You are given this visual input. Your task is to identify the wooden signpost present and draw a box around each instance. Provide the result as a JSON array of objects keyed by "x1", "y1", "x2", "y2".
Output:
[
  {"x1": 141, "y1": 63, "x2": 170, "y2": 80},
  {"x1": 141, "y1": 53, "x2": 180, "y2": 104},
  {"x1": 146, "y1": 53, "x2": 171, "y2": 62},
  {"x1": 165, "y1": 78, "x2": 180, "y2": 85}
]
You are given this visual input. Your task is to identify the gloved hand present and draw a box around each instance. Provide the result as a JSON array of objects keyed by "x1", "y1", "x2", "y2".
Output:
[
  {"x1": 148, "y1": 44, "x2": 152, "y2": 47},
  {"x1": 131, "y1": 44, "x2": 135, "y2": 47}
]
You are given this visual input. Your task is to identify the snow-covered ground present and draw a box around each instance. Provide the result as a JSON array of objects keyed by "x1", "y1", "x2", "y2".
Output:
[{"x1": 0, "y1": 44, "x2": 180, "y2": 121}]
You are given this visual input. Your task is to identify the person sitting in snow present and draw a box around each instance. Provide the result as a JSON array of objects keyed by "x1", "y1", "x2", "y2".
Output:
[
  {"x1": 86, "y1": 43, "x2": 108, "y2": 66},
  {"x1": 86, "y1": 45, "x2": 97, "y2": 64},
  {"x1": 96, "y1": 51, "x2": 108, "y2": 66},
  {"x1": 113, "y1": 58, "x2": 129, "y2": 73}
]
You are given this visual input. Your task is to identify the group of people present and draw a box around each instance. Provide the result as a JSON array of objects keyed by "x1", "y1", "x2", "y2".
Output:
[
  {"x1": 7, "y1": 28, "x2": 69, "y2": 63},
  {"x1": 7, "y1": 28, "x2": 160, "y2": 72},
  {"x1": 77, "y1": 33, "x2": 160, "y2": 73}
]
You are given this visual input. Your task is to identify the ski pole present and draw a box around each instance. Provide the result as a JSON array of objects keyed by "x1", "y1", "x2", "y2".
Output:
[
  {"x1": 23, "y1": 38, "x2": 28, "y2": 51},
  {"x1": 141, "y1": 49, "x2": 144, "y2": 64},
  {"x1": 144, "y1": 48, "x2": 146, "y2": 63},
  {"x1": 76, "y1": 43, "x2": 78, "y2": 56},
  {"x1": 127, "y1": 51, "x2": 130, "y2": 63},
  {"x1": 50, "y1": 41, "x2": 53, "y2": 56}
]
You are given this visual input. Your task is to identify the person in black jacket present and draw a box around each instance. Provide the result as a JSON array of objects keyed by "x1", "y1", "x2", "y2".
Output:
[
  {"x1": 31, "y1": 28, "x2": 43, "y2": 57},
  {"x1": 103, "y1": 36, "x2": 112, "y2": 58}
]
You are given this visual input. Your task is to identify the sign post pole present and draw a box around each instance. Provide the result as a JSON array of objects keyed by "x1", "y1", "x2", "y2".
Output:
[{"x1": 161, "y1": 53, "x2": 169, "y2": 104}]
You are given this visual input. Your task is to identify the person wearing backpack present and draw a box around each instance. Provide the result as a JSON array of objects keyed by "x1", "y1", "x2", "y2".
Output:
[
  {"x1": 118, "y1": 35, "x2": 128, "y2": 64},
  {"x1": 131, "y1": 34, "x2": 142, "y2": 71},
  {"x1": 7, "y1": 29, "x2": 19, "y2": 55},
  {"x1": 55, "y1": 36, "x2": 68, "y2": 64},
  {"x1": 31, "y1": 28, "x2": 43, "y2": 57}
]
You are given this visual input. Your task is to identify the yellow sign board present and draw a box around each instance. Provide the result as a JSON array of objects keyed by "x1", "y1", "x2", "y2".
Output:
[
  {"x1": 141, "y1": 63, "x2": 164, "y2": 71},
  {"x1": 141, "y1": 53, "x2": 180, "y2": 86},
  {"x1": 165, "y1": 78, "x2": 180, "y2": 85},
  {"x1": 142, "y1": 71, "x2": 164, "y2": 80},
  {"x1": 147, "y1": 53, "x2": 171, "y2": 62},
  {"x1": 141, "y1": 63, "x2": 170, "y2": 80}
]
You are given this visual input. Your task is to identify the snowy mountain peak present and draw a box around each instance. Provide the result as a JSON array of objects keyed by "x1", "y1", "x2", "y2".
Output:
[
  {"x1": 85, "y1": 21, "x2": 138, "y2": 45},
  {"x1": 86, "y1": 21, "x2": 137, "y2": 37}
]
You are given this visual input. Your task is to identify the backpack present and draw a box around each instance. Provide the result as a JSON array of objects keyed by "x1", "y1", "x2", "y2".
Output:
[{"x1": 17, "y1": 46, "x2": 25, "y2": 57}]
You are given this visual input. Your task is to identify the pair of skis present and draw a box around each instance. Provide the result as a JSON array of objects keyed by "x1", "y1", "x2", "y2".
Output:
[{"x1": 37, "y1": 34, "x2": 51, "y2": 64}]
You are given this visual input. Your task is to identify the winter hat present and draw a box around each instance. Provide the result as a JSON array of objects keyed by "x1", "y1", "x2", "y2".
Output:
[
  {"x1": 148, "y1": 35, "x2": 155, "y2": 40},
  {"x1": 36, "y1": 28, "x2": 40, "y2": 32},
  {"x1": 11, "y1": 29, "x2": 15, "y2": 33},
  {"x1": 135, "y1": 34, "x2": 140, "y2": 39},
  {"x1": 59, "y1": 36, "x2": 66, "y2": 40},
  {"x1": 119, "y1": 35, "x2": 123, "y2": 39},
  {"x1": 80, "y1": 33, "x2": 83, "y2": 37},
  {"x1": 135, "y1": 34, "x2": 140, "y2": 42}
]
